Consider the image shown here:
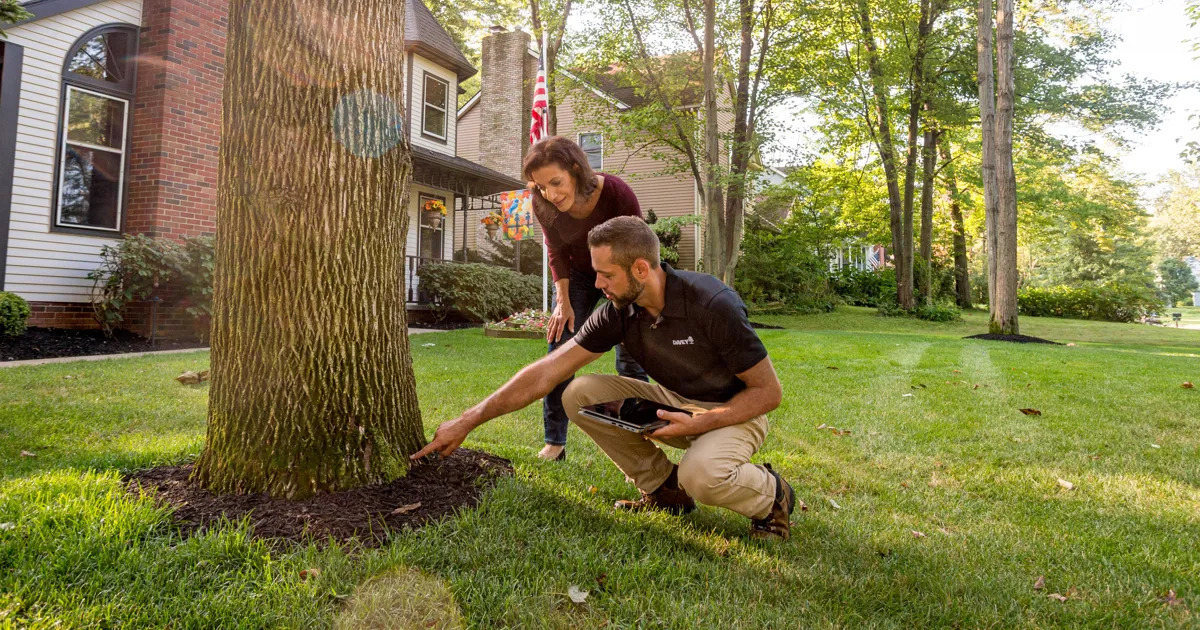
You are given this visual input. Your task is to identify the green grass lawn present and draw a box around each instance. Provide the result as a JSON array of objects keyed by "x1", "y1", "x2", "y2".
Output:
[{"x1": 2, "y1": 307, "x2": 1198, "y2": 628}]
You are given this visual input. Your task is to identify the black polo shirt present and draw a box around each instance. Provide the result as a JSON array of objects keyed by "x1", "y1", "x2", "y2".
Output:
[{"x1": 573, "y1": 264, "x2": 769, "y2": 402}]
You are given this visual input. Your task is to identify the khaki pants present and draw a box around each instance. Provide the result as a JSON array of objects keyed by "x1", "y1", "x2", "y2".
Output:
[{"x1": 562, "y1": 374, "x2": 776, "y2": 520}]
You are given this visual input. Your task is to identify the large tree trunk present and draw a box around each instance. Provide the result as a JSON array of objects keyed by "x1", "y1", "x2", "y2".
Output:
[
  {"x1": 919, "y1": 128, "x2": 937, "y2": 304},
  {"x1": 938, "y1": 134, "x2": 972, "y2": 309},
  {"x1": 194, "y1": 0, "x2": 425, "y2": 499},
  {"x1": 719, "y1": 0, "x2": 755, "y2": 285},
  {"x1": 991, "y1": 0, "x2": 1019, "y2": 333},
  {"x1": 977, "y1": 0, "x2": 998, "y2": 309},
  {"x1": 701, "y1": 0, "x2": 727, "y2": 279},
  {"x1": 857, "y1": 0, "x2": 909, "y2": 308}
]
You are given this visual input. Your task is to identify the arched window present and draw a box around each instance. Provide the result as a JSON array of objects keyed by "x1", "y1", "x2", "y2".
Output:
[{"x1": 53, "y1": 24, "x2": 138, "y2": 234}]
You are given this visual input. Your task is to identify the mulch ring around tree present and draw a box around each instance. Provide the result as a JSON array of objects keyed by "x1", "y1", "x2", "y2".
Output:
[
  {"x1": 1, "y1": 328, "x2": 205, "y2": 362},
  {"x1": 126, "y1": 449, "x2": 512, "y2": 547},
  {"x1": 964, "y1": 333, "x2": 1062, "y2": 345}
]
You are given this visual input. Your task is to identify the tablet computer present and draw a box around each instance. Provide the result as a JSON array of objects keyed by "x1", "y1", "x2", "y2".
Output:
[{"x1": 579, "y1": 398, "x2": 692, "y2": 434}]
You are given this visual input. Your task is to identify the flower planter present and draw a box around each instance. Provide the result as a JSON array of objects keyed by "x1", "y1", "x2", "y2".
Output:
[
  {"x1": 423, "y1": 210, "x2": 443, "y2": 229},
  {"x1": 484, "y1": 327, "x2": 544, "y2": 340},
  {"x1": 484, "y1": 224, "x2": 500, "y2": 239}
]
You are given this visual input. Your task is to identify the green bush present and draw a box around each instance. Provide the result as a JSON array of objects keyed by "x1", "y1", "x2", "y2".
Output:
[
  {"x1": 734, "y1": 217, "x2": 838, "y2": 314},
  {"x1": 416, "y1": 262, "x2": 541, "y2": 322},
  {"x1": 876, "y1": 299, "x2": 962, "y2": 322},
  {"x1": 645, "y1": 212, "x2": 701, "y2": 267},
  {"x1": 87, "y1": 235, "x2": 214, "y2": 336},
  {"x1": 832, "y1": 267, "x2": 896, "y2": 307},
  {"x1": 0, "y1": 292, "x2": 31, "y2": 337},
  {"x1": 1017, "y1": 283, "x2": 1162, "y2": 322}
]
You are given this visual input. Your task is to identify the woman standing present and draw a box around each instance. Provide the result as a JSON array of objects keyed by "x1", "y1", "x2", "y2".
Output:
[{"x1": 524, "y1": 136, "x2": 648, "y2": 461}]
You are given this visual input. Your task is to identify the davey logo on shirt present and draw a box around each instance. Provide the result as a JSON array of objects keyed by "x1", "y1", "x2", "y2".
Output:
[{"x1": 672, "y1": 336, "x2": 695, "y2": 346}]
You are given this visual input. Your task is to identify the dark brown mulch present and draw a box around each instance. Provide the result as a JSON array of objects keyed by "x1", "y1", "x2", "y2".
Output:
[
  {"x1": 964, "y1": 333, "x2": 1062, "y2": 345},
  {"x1": 0, "y1": 327, "x2": 205, "y2": 362},
  {"x1": 125, "y1": 449, "x2": 512, "y2": 546},
  {"x1": 409, "y1": 321, "x2": 483, "y2": 331}
]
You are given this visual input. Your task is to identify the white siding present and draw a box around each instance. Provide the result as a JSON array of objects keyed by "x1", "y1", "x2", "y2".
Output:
[
  {"x1": 405, "y1": 184, "x2": 455, "y2": 302},
  {"x1": 3, "y1": 0, "x2": 143, "y2": 303},
  {"x1": 410, "y1": 54, "x2": 457, "y2": 157}
]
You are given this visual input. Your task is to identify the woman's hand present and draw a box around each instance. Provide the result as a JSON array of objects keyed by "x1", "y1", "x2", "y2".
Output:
[{"x1": 547, "y1": 298, "x2": 575, "y2": 343}]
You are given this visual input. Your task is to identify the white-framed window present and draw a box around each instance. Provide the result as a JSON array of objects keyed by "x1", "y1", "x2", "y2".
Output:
[
  {"x1": 579, "y1": 132, "x2": 603, "y2": 169},
  {"x1": 54, "y1": 25, "x2": 138, "y2": 233},
  {"x1": 422, "y1": 73, "x2": 449, "y2": 140}
]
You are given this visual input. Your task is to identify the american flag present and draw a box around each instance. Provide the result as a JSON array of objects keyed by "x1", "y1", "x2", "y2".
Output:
[{"x1": 529, "y1": 52, "x2": 548, "y2": 144}]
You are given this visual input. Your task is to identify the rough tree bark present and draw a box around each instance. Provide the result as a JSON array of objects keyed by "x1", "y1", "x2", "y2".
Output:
[
  {"x1": 194, "y1": 0, "x2": 425, "y2": 499},
  {"x1": 938, "y1": 135, "x2": 972, "y2": 309},
  {"x1": 919, "y1": 128, "x2": 938, "y2": 304},
  {"x1": 857, "y1": 0, "x2": 910, "y2": 308},
  {"x1": 701, "y1": 0, "x2": 727, "y2": 280},
  {"x1": 977, "y1": 0, "x2": 998, "y2": 309},
  {"x1": 991, "y1": 0, "x2": 1019, "y2": 333}
]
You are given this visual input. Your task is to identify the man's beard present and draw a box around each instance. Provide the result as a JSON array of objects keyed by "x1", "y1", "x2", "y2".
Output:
[{"x1": 608, "y1": 274, "x2": 644, "y2": 309}]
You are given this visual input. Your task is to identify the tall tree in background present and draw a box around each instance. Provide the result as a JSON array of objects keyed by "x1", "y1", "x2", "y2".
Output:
[
  {"x1": 979, "y1": 0, "x2": 1017, "y2": 331},
  {"x1": 576, "y1": 0, "x2": 780, "y2": 284},
  {"x1": 194, "y1": 0, "x2": 425, "y2": 498},
  {"x1": 531, "y1": 0, "x2": 574, "y2": 135},
  {"x1": 425, "y1": 0, "x2": 527, "y2": 107},
  {"x1": 938, "y1": 134, "x2": 972, "y2": 308}
]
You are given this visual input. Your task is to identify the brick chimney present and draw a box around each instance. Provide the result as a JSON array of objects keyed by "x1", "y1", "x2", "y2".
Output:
[{"x1": 479, "y1": 28, "x2": 537, "y2": 180}]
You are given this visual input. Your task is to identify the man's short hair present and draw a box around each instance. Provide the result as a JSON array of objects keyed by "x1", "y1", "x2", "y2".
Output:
[{"x1": 587, "y1": 216, "x2": 661, "y2": 270}]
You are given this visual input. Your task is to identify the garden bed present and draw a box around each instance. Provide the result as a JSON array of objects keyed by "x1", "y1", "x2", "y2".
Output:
[
  {"x1": 126, "y1": 449, "x2": 512, "y2": 546},
  {"x1": 0, "y1": 327, "x2": 205, "y2": 362},
  {"x1": 484, "y1": 309, "x2": 550, "y2": 340}
]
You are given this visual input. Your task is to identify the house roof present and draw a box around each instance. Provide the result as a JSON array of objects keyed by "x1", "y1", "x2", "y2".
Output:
[
  {"x1": 411, "y1": 145, "x2": 523, "y2": 196},
  {"x1": 404, "y1": 0, "x2": 477, "y2": 82},
  {"x1": 17, "y1": 0, "x2": 480, "y2": 85}
]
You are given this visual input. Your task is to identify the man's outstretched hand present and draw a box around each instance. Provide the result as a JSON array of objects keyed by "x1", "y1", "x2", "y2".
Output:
[{"x1": 410, "y1": 414, "x2": 476, "y2": 461}]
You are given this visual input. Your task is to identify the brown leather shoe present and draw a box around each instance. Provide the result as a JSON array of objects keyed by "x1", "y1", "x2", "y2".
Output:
[
  {"x1": 750, "y1": 464, "x2": 796, "y2": 540},
  {"x1": 614, "y1": 465, "x2": 696, "y2": 515}
]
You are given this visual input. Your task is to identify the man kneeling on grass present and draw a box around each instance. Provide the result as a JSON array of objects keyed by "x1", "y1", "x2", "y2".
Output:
[{"x1": 411, "y1": 216, "x2": 799, "y2": 539}]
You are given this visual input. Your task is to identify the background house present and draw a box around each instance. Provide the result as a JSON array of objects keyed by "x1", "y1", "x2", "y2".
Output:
[
  {"x1": 457, "y1": 27, "x2": 725, "y2": 271},
  {"x1": 0, "y1": 0, "x2": 519, "y2": 335}
]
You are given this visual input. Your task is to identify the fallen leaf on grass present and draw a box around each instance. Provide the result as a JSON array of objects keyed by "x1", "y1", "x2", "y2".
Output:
[
  {"x1": 1150, "y1": 444, "x2": 1161, "y2": 449},
  {"x1": 1033, "y1": 576, "x2": 1045, "y2": 591},
  {"x1": 1089, "y1": 454, "x2": 1103, "y2": 460},
  {"x1": 62, "y1": 375, "x2": 74, "y2": 380},
  {"x1": 972, "y1": 384, "x2": 980, "y2": 390},
  {"x1": 826, "y1": 366, "x2": 839, "y2": 370},
  {"x1": 1048, "y1": 593, "x2": 1069, "y2": 602},
  {"x1": 911, "y1": 530, "x2": 926, "y2": 538},
  {"x1": 1019, "y1": 408, "x2": 1042, "y2": 416},
  {"x1": 953, "y1": 369, "x2": 961, "y2": 373},
  {"x1": 828, "y1": 498, "x2": 842, "y2": 510},
  {"x1": 1182, "y1": 382, "x2": 1194, "y2": 389},
  {"x1": 796, "y1": 498, "x2": 809, "y2": 512},
  {"x1": 568, "y1": 585, "x2": 589, "y2": 603},
  {"x1": 422, "y1": 343, "x2": 436, "y2": 347},
  {"x1": 300, "y1": 568, "x2": 321, "y2": 580},
  {"x1": 1066, "y1": 342, "x2": 1076, "y2": 347},
  {"x1": 900, "y1": 481, "x2": 910, "y2": 488},
  {"x1": 588, "y1": 485, "x2": 598, "y2": 494},
  {"x1": 0, "y1": 523, "x2": 14, "y2": 531},
  {"x1": 391, "y1": 502, "x2": 421, "y2": 515},
  {"x1": 937, "y1": 527, "x2": 952, "y2": 536},
  {"x1": 911, "y1": 384, "x2": 927, "y2": 390},
  {"x1": 19, "y1": 450, "x2": 35, "y2": 458},
  {"x1": 903, "y1": 393, "x2": 914, "y2": 398},
  {"x1": 1160, "y1": 589, "x2": 1181, "y2": 607},
  {"x1": 1057, "y1": 478, "x2": 1075, "y2": 491}
]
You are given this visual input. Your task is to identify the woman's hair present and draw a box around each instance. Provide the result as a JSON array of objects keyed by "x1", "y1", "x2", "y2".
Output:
[{"x1": 522, "y1": 136, "x2": 599, "y2": 228}]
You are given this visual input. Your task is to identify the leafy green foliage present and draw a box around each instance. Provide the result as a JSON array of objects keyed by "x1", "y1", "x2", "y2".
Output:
[
  {"x1": 86, "y1": 235, "x2": 214, "y2": 337},
  {"x1": 416, "y1": 262, "x2": 541, "y2": 322},
  {"x1": 1017, "y1": 284, "x2": 1163, "y2": 322},
  {"x1": 0, "y1": 291, "x2": 31, "y2": 337},
  {"x1": 877, "y1": 299, "x2": 962, "y2": 322},
  {"x1": 645, "y1": 213, "x2": 701, "y2": 266},
  {"x1": 1152, "y1": 166, "x2": 1200, "y2": 260},
  {"x1": 0, "y1": 0, "x2": 32, "y2": 38},
  {"x1": 831, "y1": 267, "x2": 897, "y2": 307},
  {"x1": 734, "y1": 215, "x2": 839, "y2": 313},
  {"x1": 1158, "y1": 258, "x2": 1199, "y2": 304}
]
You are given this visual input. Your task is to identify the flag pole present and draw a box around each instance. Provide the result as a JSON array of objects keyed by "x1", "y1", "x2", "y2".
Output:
[{"x1": 541, "y1": 30, "x2": 550, "y2": 314}]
